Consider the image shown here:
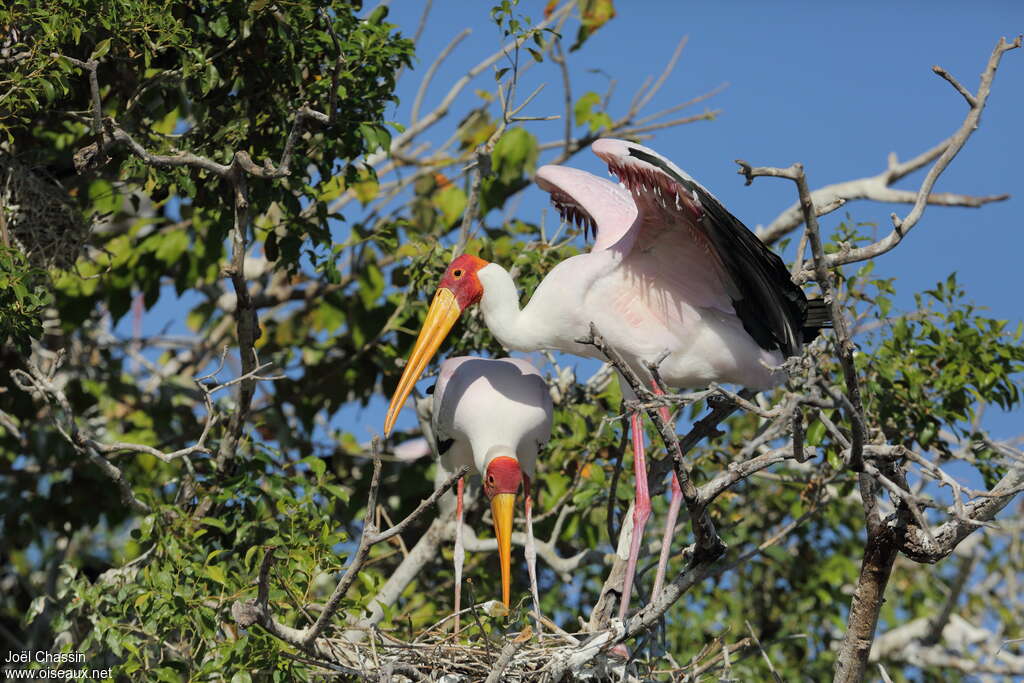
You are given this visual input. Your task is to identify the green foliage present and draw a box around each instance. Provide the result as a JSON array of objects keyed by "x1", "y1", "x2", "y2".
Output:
[
  {"x1": 574, "y1": 91, "x2": 613, "y2": 133},
  {"x1": 0, "y1": 246, "x2": 52, "y2": 354},
  {"x1": 481, "y1": 126, "x2": 539, "y2": 210},
  {"x1": 3, "y1": 0, "x2": 413, "y2": 290},
  {"x1": 42, "y1": 444, "x2": 353, "y2": 681},
  {"x1": 1, "y1": 1, "x2": 418, "y2": 677},
  {"x1": 861, "y1": 273, "x2": 1024, "y2": 485}
]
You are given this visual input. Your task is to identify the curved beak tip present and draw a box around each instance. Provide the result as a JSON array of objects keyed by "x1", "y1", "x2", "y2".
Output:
[{"x1": 490, "y1": 492, "x2": 516, "y2": 607}]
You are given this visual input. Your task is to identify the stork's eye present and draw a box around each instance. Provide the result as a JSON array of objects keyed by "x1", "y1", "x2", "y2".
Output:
[{"x1": 453, "y1": 269, "x2": 464, "y2": 278}]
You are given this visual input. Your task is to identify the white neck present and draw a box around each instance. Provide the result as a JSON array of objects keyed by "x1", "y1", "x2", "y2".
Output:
[{"x1": 477, "y1": 263, "x2": 543, "y2": 351}]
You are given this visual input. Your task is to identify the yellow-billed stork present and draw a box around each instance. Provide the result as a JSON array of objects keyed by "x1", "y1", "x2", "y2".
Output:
[{"x1": 430, "y1": 356, "x2": 553, "y2": 630}]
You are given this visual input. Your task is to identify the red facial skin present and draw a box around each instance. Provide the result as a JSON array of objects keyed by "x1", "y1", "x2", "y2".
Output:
[
  {"x1": 484, "y1": 455, "x2": 522, "y2": 498},
  {"x1": 438, "y1": 254, "x2": 489, "y2": 310}
]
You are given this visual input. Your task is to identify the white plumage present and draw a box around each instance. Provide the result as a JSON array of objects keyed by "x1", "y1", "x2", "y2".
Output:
[
  {"x1": 430, "y1": 356, "x2": 552, "y2": 630},
  {"x1": 432, "y1": 356, "x2": 552, "y2": 482}
]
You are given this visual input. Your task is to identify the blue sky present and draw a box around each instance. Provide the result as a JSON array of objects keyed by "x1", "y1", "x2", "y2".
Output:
[{"x1": 366, "y1": 1, "x2": 1023, "y2": 438}]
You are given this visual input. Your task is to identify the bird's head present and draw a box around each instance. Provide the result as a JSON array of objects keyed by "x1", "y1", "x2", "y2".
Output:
[
  {"x1": 383, "y1": 254, "x2": 490, "y2": 436},
  {"x1": 483, "y1": 453, "x2": 523, "y2": 608},
  {"x1": 438, "y1": 253, "x2": 489, "y2": 309}
]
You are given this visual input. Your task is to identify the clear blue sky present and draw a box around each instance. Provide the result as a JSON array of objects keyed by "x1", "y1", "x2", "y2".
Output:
[{"x1": 366, "y1": 1, "x2": 1023, "y2": 438}]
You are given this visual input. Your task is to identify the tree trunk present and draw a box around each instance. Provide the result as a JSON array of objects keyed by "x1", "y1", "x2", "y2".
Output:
[{"x1": 833, "y1": 528, "x2": 898, "y2": 682}]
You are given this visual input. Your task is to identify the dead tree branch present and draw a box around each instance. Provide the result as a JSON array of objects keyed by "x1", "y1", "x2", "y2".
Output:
[
  {"x1": 754, "y1": 37, "x2": 1020, "y2": 247},
  {"x1": 735, "y1": 161, "x2": 866, "y2": 471},
  {"x1": 755, "y1": 36, "x2": 1021, "y2": 271}
]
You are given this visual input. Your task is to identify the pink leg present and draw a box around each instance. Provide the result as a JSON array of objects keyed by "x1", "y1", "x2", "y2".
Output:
[
  {"x1": 618, "y1": 410, "x2": 651, "y2": 621},
  {"x1": 651, "y1": 384, "x2": 681, "y2": 601},
  {"x1": 523, "y1": 475, "x2": 542, "y2": 632},
  {"x1": 453, "y1": 477, "x2": 465, "y2": 636},
  {"x1": 652, "y1": 471, "x2": 681, "y2": 600}
]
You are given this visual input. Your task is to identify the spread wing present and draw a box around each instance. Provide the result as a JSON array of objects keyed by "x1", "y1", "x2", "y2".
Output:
[
  {"x1": 535, "y1": 165, "x2": 637, "y2": 253},
  {"x1": 592, "y1": 138, "x2": 816, "y2": 357}
]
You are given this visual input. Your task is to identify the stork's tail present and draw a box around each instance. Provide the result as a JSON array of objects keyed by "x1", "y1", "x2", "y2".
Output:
[{"x1": 802, "y1": 298, "x2": 832, "y2": 341}]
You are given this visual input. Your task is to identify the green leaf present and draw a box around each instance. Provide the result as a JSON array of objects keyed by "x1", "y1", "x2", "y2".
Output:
[
  {"x1": 155, "y1": 230, "x2": 189, "y2": 265},
  {"x1": 324, "y1": 483, "x2": 350, "y2": 503},
  {"x1": 25, "y1": 595, "x2": 47, "y2": 625},
  {"x1": 205, "y1": 564, "x2": 227, "y2": 586},
  {"x1": 40, "y1": 79, "x2": 56, "y2": 102},
  {"x1": 300, "y1": 455, "x2": 327, "y2": 479},
  {"x1": 434, "y1": 185, "x2": 467, "y2": 228},
  {"x1": 805, "y1": 419, "x2": 826, "y2": 447},
  {"x1": 200, "y1": 517, "x2": 229, "y2": 532},
  {"x1": 491, "y1": 127, "x2": 538, "y2": 184},
  {"x1": 90, "y1": 38, "x2": 112, "y2": 60},
  {"x1": 573, "y1": 91, "x2": 611, "y2": 132}
]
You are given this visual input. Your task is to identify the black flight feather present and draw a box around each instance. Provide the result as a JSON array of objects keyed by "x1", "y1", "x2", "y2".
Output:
[{"x1": 627, "y1": 147, "x2": 828, "y2": 357}]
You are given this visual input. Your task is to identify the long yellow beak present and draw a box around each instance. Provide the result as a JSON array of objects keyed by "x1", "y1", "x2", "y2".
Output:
[
  {"x1": 490, "y1": 492, "x2": 516, "y2": 607},
  {"x1": 384, "y1": 288, "x2": 462, "y2": 436}
]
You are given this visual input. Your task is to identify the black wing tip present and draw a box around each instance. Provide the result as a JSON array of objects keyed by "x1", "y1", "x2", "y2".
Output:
[{"x1": 801, "y1": 298, "x2": 833, "y2": 340}]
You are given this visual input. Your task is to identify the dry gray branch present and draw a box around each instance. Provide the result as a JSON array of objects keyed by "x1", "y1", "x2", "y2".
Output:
[{"x1": 785, "y1": 36, "x2": 1021, "y2": 275}]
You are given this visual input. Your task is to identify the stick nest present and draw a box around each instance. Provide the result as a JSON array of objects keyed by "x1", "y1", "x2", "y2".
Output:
[
  {"x1": 303, "y1": 622, "x2": 622, "y2": 682},
  {"x1": 1, "y1": 153, "x2": 91, "y2": 269}
]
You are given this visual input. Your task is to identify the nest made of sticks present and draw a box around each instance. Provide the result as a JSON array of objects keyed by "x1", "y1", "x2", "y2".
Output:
[
  {"x1": 298, "y1": 621, "x2": 628, "y2": 682},
  {"x1": 0, "y1": 152, "x2": 91, "y2": 269}
]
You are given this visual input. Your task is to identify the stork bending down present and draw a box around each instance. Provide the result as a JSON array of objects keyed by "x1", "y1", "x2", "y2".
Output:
[{"x1": 429, "y1": 356, "x2": 552, "y2": 633}]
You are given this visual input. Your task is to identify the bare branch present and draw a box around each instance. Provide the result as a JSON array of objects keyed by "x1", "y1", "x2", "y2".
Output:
[
  {"x1": 799, "y1": 36, "x2": 1021, "y2": 272},
  {"x1": 374, "y1": 466, "x2": 470, "y2": 545},
  {"x1": 735, "y1": 161, "x2": 867, "y2": 471},
  {"x1": 634, "y1": 36, "x2": 689, "y2": 113},
  {"x1": 901, "y1": 464, "x2": 1024, "y2": 563},
  {"x1": 12, "y1": 360, "x2": 152, "y2": 514},
  {"x1": 755, "y1": 134, "x2": 1007, "y2": 245},
  {"x1": 411, "y1": 29, "x2": 471, "y2": 126},
  {"x1": 550, "y1": 37, "x2": 573, "y2": 158},
  {"x1": 932, "y1": 64, "x2": 977, "y2": 108}
]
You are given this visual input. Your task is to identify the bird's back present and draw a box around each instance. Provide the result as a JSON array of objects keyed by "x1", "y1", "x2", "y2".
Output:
[{"x1": 433, "y1": 357, "x2": 553, "y2": 475}]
